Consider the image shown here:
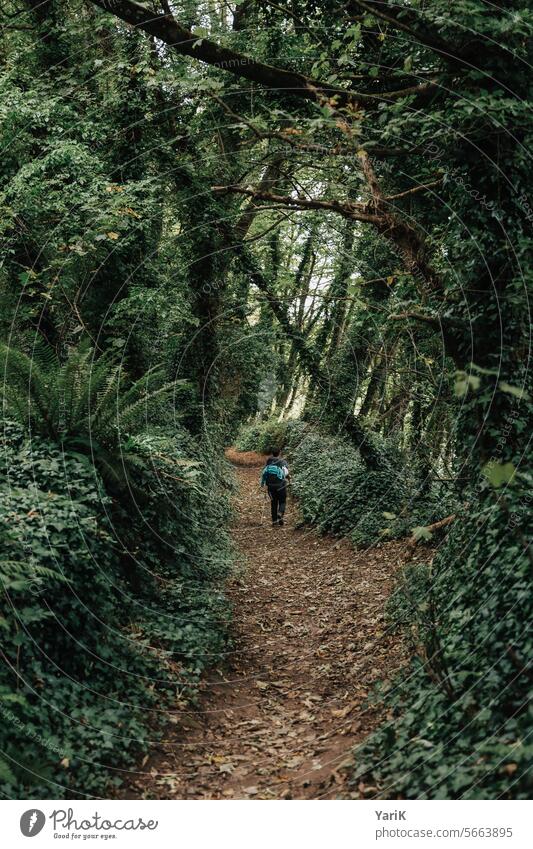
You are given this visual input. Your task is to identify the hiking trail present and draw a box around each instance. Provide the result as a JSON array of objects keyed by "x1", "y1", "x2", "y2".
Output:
[{"x1": 125, "y1": 452, "x2": 409, "y2": 799}]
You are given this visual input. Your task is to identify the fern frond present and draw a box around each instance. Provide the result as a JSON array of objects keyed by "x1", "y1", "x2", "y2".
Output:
[
  {"x1": 89, "y1": 364, "x2": 122, "y2": 432},
  {"x1": 2, "y1": 385, "x2": 30, "y2": 425},
  {"x1": 96, "y1": 365, "x2": 164, "y2": 431},
  {"x1": 58, "y1": 341, "x2": 94, "y2": 431},
  {"x1": 21, "y1": 335, "x2": 58, "y2": 374},
  {"x1": 0, "y1": 344, "x2": 54, "y2": 437},
  {"x1": 0, "y1": 559, "x2": 67, "y2": 590},
  {"x1": 94, "y1": 449, "x2": 148, "y2": 502},
  {"x1": 117, "y1": 383, "x2": 173, "y2": 433},
  {"x1": 71, "y1": 348, "x2": 114, "y2": 428}
]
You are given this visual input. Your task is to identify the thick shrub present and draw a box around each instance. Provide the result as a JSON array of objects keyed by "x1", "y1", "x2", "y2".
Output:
[
  {"x1": 235, "y1": 418, "x2": 289, "y2": 454},
  {"x1": 351, "y1": 478, "x2": 533, "y2": 799},
  {"x1": 284, "y1": 419, "x2": 314, "y2": 450},
  {"x1": 290, "y1": 432, "x2": 403, "y2": 542},
  {"x1": 235, "y1": 422, "x2": 264, "y2": 452},
  {"x1": 289, "y1": 430, "x2": 449, "y2": 547},
  {"x1": 0, "y1": 422, "x2": 231, "y2": 797}
]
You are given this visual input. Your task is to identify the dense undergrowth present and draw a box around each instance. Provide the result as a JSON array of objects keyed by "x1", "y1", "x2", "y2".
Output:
[
  {"x1": 353, "y1": 475, "x2": 533, "y2": 799},
  {"x1": 235, "y1": 418, "x2": 295, "y2": 456},
  {"x1": 0, "y1": 356, "x2": 233, "y2": 796}
]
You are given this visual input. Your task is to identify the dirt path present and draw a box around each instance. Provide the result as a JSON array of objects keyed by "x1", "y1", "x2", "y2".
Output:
[{"x1": 126, "y1": 453, "x2": 408, "y2": 799}]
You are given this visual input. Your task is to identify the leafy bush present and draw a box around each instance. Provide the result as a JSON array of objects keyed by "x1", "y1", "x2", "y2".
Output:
[
  {"x1": 0, "y1": 415, "x2": 232, "y2": 797},
  {"x1": 289, "y1": 430, "x2": 454, "y2": 547},
  {"x1": 1, "y1": 339, "x2": 180, "y2": 500},
  {"x1": 290, "y1": 432, "x2": 401, "y2": 542},
  {"x1": 235, "y1": 417, "x2": 318, "y2": 455},
  {"x1": 235, "y1": 422, "x2": 263, "y2": 452},
  {"x1": 284, "y1": 419, "x2": 314, "y2": 450},
  {"x1": 236, "y1": 420, "x2": 457, "y2": 547},
  {"x1": 0, "y1": 421, "x2": 142, "y2": 794},
  {"x1": 351, "y1": 476, "x2": 533, "y2": 799},
  {"x1": 235, "y1": 418, "x2": 289, "y2": 454}
]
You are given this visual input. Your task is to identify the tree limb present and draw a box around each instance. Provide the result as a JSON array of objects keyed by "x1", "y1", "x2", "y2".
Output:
[
  {"x1": 388, "y1": 311, "x2": 465, "y2": 329},
  {"x1": 87, "y1": 0, "x2": 375, "y2": 108},
  {"x1": 348, "y1": 0, "x2": 481, "y2": 67},
  {"x1": 87, "y1": 0, "x2": 438, "y2": 111},
  {"x1": 408, "y1": 514, "x2": 456, "y2": 550},
  {"x1": 389, "y1": 311, "x2": 443, "y2": 328},
  {"x1": 234, "y1": 157, "x2": 286, "y2": 239},
  {"x1": 212, "y1": 184, "x2": 383, "y2": 224},
  {"x1": 384, "y1": 178, "x2": 443, "y2": 202}
]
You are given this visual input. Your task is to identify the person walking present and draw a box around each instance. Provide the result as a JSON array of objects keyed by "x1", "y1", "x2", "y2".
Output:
[{"x1": 260, "y1": 449, "x2": 289, "y2": 526}]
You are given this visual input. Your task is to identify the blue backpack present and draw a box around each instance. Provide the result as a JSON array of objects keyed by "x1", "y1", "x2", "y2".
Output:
[{"x1": 261, "y1": 460, "x2": 286, "y2": 488}]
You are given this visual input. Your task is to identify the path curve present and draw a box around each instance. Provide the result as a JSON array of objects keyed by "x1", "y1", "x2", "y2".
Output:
[{"x1": 127, "y1": 453, "x2": 407, "y2": 799}]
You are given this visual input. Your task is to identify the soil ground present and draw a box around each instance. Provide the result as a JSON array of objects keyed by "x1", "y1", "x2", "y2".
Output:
[{"x1": 125, "y1": 451, "x2": 410, "y2": 799}]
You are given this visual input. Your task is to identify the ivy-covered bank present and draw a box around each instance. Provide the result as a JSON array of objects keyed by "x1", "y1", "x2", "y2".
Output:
[
  {"x1": 0, "y1": 411, "x2": 232, "y2": 797},
  {"x1": 353, "y1": 475, "x2": 533, "y2": 800}
]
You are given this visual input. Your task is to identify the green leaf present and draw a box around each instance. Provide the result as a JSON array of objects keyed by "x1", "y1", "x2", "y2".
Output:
[
  {"x1": 498, "y1": 381, "x2": 530, "y2": 400},
  {"x1": 482, "y1": 461, "x2": 516, "y2": 489},
  {"x1": 0, "y1": 759, "x2": 14, "y2": 783},
  {"x1": 470, "y1": 363, "x2": 499, "y2": 375},
  {"x1": 412, "y1": 526, "x2": 433, "y2": 541},
  {"x1": 347, "y1": 23, "x2": 361, "y2": 41},
  {"x1": 454, "y1": 371, "x2": 480, "y2": 397}
]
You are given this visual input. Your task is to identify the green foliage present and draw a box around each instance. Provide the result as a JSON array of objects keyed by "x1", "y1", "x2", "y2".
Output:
[
  {"x1": 1, "y1": 339, "x2": 181, "y2": 499},
  {"x1": 235, "y1": 418, "x2": 290, "y2": 454},
  {"x1": 0, "y1": 421, "x2": 141, "y2": 795},
  {"x1": 0, "y1": 0, "x2": 531, "y2": 803},
  {"x1": 235, "y1": 422, "x2": 263, "y2": 452},
  {"x1": 235, "y1": 417, "x2": 313, "y2": 454},
  {"x1": 289, "y1": 429, "x2": 458, "y2": 547},
  {"x1": 352, "y1": 477, "x2": 533, "y2": 798},
  {"x1": 0, "y1": 414, "x2": 232, "y2": 797},
  {"x1": 290, "y1": 431, "x2": 402, "y2": 542}
]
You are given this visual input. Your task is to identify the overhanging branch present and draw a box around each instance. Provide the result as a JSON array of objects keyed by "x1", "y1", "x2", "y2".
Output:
[
  {"x1": 212, "y1": 185, "x2": 383, "y2": 224},
  {"x1": 87, "y1": 0, "x2": 377, "y2": 109},
  {"x1": 348, "y1": 0, "x2": 485, "y2": 68},
  {"x1": 384, "y1": 178, "x2": 443, "y2": 202}
]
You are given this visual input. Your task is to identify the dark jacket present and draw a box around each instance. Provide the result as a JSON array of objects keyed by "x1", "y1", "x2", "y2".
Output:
[{"x1": 260, "y1": 457, "x2": 289, "y2": 491}]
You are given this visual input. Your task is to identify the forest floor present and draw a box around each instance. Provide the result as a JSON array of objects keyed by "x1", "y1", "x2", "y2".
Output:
[{"x1": 125, "y1": 451, "x2": 412, "y2": 799}]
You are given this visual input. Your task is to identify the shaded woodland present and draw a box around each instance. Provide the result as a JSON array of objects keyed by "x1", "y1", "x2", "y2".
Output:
[{"x1": 0, "y1": 0, "x2": 531, "y2": 799}]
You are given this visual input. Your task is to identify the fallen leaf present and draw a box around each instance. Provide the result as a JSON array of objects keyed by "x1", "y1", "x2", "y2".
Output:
[
  {"x1": 502, "y1": 763, "x2": 518, "y2": 776},
  {"x1": 218, "y1": 763, "x2": 234, "y2": 774}
]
